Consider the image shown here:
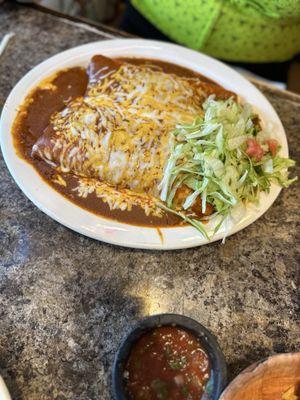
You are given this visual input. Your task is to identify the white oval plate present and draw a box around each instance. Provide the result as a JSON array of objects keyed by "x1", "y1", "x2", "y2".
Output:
[
  {"x1": 0, "y1": 376, "x2": 11, "y2": 400},
  {"x1": 0, "y1": 39, "x2": 288, "y2": 249}
]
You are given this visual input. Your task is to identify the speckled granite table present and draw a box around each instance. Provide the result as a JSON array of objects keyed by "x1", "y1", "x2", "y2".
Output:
[{"x1": 0, "y1": 3, "x2": 299, "y2": 400}]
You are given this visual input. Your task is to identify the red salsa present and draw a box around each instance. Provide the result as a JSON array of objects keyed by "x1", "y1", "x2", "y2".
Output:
[{"x1": 125, "y1": 326, "x2": 210, "y2": 400}]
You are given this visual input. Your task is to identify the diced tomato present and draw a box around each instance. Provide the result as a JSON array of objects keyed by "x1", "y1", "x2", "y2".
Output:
[
  {"x1": 266, "y1": 139, "x2": 278, "y2": 157},
  {"x1": 246, "y1": 138, "x2": 265, "y2": 162}
]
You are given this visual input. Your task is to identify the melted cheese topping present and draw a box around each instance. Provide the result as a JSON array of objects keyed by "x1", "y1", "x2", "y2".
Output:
[
  {"x1": 74, "y1": 177, "x2": 163, "y2": 217},
  {"x1": 36, "y1": 63, "x2": 205, "y2": 199}
]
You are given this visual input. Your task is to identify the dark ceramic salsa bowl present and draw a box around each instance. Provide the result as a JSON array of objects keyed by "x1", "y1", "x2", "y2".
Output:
[{"x1": 112, "y1": 313, "x2": 227, "y2": 400}]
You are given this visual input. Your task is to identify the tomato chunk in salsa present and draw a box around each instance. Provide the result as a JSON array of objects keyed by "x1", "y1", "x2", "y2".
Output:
[{"x1": 125, "y1": 326, "x2": 210, "y2": 400}]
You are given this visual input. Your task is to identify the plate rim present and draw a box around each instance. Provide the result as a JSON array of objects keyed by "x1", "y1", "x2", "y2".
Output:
[{"x1": 0, "y1": 38, "x2": 288, "y2": 250}]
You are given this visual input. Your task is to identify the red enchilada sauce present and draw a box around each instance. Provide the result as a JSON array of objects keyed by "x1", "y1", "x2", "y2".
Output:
[{"x1": 125, "y1": 326, "x2": 210, "y2": 400}]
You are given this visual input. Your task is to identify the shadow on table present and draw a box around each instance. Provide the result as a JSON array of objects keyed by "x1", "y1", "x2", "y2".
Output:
[{"x1": 0, "y1": 268, "x2": 146, "y2": 399}]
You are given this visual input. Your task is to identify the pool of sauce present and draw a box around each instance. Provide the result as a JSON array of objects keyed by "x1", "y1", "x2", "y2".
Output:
[
  {"x1": 125, "y1": 326, "x2": 210, "y2": 400},
  {"x1": 12, "y1": 57, "x2": 229, "y2": 227}
]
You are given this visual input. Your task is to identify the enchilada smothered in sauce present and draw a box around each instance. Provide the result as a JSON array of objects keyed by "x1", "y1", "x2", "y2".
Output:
[
  {"x1": 13, "y1": 55, "x2": 292, "y2": 231},
  {"x1": 12, "y1": 56, "x2": 233, "y2": 227}
]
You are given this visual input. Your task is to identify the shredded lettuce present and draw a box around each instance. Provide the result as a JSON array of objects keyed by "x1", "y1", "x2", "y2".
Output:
[{"x1": 159, "y1": 96, "x2": 297, "y2": 239}]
